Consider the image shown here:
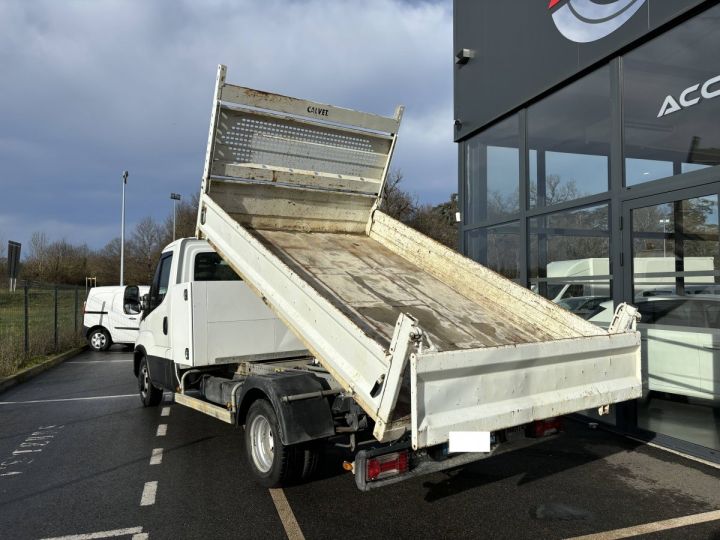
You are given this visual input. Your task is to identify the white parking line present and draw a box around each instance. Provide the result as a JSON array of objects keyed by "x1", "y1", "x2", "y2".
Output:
[
  {"x1": 567, "y1": 509, "x2": 720, "y2": 540},
  {"x1": 39, "y1": 526, "x2": 144, "y2": 539},
  {"x1": 0, "y1": 395, "x2": 136, "y2": 406},
  {"x1": 140, "y1": 481, "x2": 158, "y2": 506},
  {"x1": 160, "y1": 407, "x2": 170, "y2": 417},
  {"x1": 269, "y1": 488, "x2": 305, "y2": 540},
  {"x1": 156, "y1": 424, "x2": 167, "y2": 437},
  {"x1": 149, "y1": 448, "x2": 163, "y2": 466},
  {"x1": 66, "y1": 360, "x2": 133, "y2": 364}
]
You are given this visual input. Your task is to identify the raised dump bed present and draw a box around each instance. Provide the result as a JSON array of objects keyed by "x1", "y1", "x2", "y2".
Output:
[{"x1": 197, "y1": 65, "x2": 641, "y2": 450}]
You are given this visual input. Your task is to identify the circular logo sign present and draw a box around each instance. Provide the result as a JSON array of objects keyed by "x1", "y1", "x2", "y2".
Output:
[{"x1": 549, "y1": 0, "x2": 647, "y2": 43}]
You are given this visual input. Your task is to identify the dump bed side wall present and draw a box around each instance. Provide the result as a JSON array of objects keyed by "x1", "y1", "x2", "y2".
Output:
[
  {"x1": 198, "y1": 194, "x2": 390, "y2": 419},
  {"x1": 369, "y1": 210, "x2": 607, "y2": 341}
]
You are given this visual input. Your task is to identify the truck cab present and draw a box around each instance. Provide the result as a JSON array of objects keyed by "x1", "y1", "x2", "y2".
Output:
[{"x1": 135, "y1": 238, "x2": 306, "y2": 390}]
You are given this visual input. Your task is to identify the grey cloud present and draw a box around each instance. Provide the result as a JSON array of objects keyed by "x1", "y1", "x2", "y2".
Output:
[{"x1": 0, "y1": 0, "x2": 454, "y2": 249}]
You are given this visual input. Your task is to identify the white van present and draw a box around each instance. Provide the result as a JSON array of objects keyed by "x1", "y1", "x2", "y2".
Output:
[
  {"x1": 590, "y1": 296, "x2": 720, "y2": 402},
  {"x1": 83, "y1": 285, "x2": 150, "y2": 351}
]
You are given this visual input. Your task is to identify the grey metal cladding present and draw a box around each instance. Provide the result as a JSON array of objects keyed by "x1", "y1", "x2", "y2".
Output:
[{"x1": 453, "y1": 0, "x2": 710, "y2": 141}]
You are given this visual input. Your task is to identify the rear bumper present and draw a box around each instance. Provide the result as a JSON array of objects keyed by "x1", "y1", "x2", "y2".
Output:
[{"x1": 353, "y1": 434, "x2": 553, "y2": 491}]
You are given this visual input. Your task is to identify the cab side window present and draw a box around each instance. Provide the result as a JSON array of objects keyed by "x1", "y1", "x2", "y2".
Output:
[
  {"x1": 146, "y1": 253, "x2": 173, "y2": 315},
  {"x1": 158, "y1": 255, "x2": 173, "y2": 298},
  {"x1": 193, "y1": 252, "x2": 241, "y2": 282}
]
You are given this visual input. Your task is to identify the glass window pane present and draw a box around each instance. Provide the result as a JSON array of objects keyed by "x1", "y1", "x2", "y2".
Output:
[
  {"x1": 463, "y1": 116, "x2": 519, "y2": 225},
  {"x1": 193, "y1": 252, "x2": 242, "y2": 282},
  {"x1": 464, "y1": 229, "x2": 482, "y2": 263},
  {"x1": 630, "y1": 194, "x2": 720, "y2": 451},
  {"x1": 623, "y1": 4, "x2": 720, "y2": 186},
  {"x1": 486, "y1": 222, "x2": 520, "y2": 280},
  {"x1": 464, "y1": 223, "x2": 520, "y2": 280},
  {"x1": 529, "y1": 205, "x2": 612, "y2": 321},
  {"x1": 626, "y1": 158, "x2": 673, "y2": 186},
  {"x1": 528, "y1": 66, "x2": 611, "y2": 208}
]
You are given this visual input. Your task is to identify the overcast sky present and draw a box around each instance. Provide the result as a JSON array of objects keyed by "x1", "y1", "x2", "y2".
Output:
[{"x1": 0, "y1": 0, "x2": 454, "y2": 252}]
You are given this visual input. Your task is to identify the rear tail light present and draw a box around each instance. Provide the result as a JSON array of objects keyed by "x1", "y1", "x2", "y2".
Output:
[
  {"x1": 366, "y1": 451, "x2": 409, "y2": 482},
  {"x1": 82, "y1": 301, "x2": 86, "y2": 314},
  {"x1": 529, "y1": 417, "x2": 563, "y2": 438}
]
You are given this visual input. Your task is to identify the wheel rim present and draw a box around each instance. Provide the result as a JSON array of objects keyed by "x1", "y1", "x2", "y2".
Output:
[
  {"x1": 91, "y1": 332, "x2": 106, "y2": 349},
  {"x1": 140, "y1": 364, "x2": 149, "y2": 399},
  {"x1": 249, "y1": 414, "x2": 274, "y2": 474}
]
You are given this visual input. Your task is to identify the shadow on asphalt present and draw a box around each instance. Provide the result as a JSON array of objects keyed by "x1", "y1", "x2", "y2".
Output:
[{"x1": 419, "y1": 419, "x2": 644, "y2": 503}]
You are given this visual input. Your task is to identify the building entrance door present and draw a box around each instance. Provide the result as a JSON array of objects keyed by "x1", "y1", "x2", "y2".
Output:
[{"x1": 622, "y1": 186, "x2": 720, "y2": 452}]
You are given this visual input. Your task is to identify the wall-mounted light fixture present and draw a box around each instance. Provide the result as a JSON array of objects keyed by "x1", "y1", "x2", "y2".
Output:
[{"x1": 455, "y1": 48, "x2": 475, "y2": 65}]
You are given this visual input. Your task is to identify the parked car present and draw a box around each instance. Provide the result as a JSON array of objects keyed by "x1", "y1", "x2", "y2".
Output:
[
  {"x1": 83, "y1": 285, "x2": 149, "y2": 351},
  {"x1": 556, "y1": 296, "x2": 611, "y2": 319},
  {"x1": 590, "y1": 295, "x2": 720, "y2": 401}
]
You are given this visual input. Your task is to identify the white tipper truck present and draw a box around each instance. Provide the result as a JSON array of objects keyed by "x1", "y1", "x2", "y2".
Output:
[{"x1": 134, "y1": 65, "x2": 643, "y2": 490}]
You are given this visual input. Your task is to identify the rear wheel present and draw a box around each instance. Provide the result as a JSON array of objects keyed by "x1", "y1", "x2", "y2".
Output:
[
  {"x1": 245, "y1": 399, "x2": 309, "y2": 487},
  {"x1": 296, "y1": 441, "x2": 320, "y2": 481},
  {"x1": 88, "y1": 328, "x2": 111, "y2": 351},
  {"x1": 138, "y1": 357, "x2": 162, "y2": 407}
]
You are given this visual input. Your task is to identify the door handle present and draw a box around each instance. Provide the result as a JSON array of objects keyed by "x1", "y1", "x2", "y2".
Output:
[
  {"x1": 163, "y1": 317, "x2": 168, "y2": 335},
  {"x1": 128, "y1": 317, "x2": 137, "y2": 321}
]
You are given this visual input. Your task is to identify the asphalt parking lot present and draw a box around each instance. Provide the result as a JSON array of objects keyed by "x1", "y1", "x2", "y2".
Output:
[{"x1": 1, "y1": 348, "x2": 719, "y2": 540}]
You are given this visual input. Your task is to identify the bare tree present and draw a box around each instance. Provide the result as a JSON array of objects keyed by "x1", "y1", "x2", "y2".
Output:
[
  {"x1": 378, "y1": 170, "x2": 458, "y2": 249},
  {"x1": 161, "y1": 193, "x2": 200, "y2": 246},
  {"x1": 127, "y1": 217, "x2": 163, "y2": 285},
  {"x1": 409, "y1": 195, "x2": 459, "y2": 250},
  {"x1": 89, "y1": 238, "x2": 121, "y2": 285},
  {"x1": 380, "y1": 170, "x2": 416, "y2": 222}
]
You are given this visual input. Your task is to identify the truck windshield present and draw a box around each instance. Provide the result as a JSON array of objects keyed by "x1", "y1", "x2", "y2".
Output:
[{"x1": 194, "y1": 252, "x2": 241, "y2": 281}]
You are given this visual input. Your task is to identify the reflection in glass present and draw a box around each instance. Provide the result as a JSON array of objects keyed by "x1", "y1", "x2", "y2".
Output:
[
  {"x1": 463, "y1": 116, "x2": 519, "y2": 225},
  {"x1": 464, "y1": 223, "x2": 520, "y2": 281},
  {"x1": 626, "y1": 158, "x2": 673, "y2": 186},
  {"x1": 529, "y1": 205, "x2": 611, "y2": 319},
  {"x1": 631, "y1": 194, "x2": 720, "y2": 450},
  {"x1": 623, "y1": 4, "x2": 720, "y2": 186},
  {"x1": 529, "y1": 66, "x2": 611, "y2": 207},
  {"x1": 486, "y1": 222, "x2": 520, "y2": 280},
  {"x1": 464, "y1": 229, "x2": 482, "y2": 263}
]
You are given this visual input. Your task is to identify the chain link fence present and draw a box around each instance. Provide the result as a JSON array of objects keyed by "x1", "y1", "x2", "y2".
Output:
[{"x1": 0, "y1": 282, "x2": 85, "y2": 377}]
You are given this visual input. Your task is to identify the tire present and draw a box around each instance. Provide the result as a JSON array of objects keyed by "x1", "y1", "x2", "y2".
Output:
[
  {"x1": 244, "y1": 399, "x2": 304, "y2": 488},
  {"x1": 88, "y1": 328, "x2": 111, "y2": 351},
  {"x1": 297, "y1": 443, "x2": 320, "y2": 482},
  {"x1": 138, "y1": 356, "x2": 162, "y2": 407}
]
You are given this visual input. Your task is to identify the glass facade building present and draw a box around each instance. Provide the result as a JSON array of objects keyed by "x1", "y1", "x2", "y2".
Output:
[{"x1": 458, "y1": 4, "x2": 720, "y2": 461}]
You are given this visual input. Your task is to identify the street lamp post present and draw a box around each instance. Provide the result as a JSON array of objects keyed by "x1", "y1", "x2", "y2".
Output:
[
  {"x1": 120, "y1": 171, "x2": 128, "y2": 286},
  {"x1": 170, "y1": 193, "x2": 181, "y2": 241}
]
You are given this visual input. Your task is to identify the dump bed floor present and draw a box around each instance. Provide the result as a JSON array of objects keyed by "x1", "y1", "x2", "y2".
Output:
[{"x1": 251, "y1": 229, "x2": 560, "y2": 352}]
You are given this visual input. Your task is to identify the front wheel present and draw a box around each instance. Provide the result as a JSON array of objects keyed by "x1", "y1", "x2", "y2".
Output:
[
  {"x1": 138, "y1": 357, "x2": 162, "y2": 407},
  {"x1": 245, "y1": 399, "x2": 307, "y2": 487}
]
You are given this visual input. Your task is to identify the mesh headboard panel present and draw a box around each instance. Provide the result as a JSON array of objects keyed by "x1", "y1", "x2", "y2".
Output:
[{"x1": 213, "y1": 109, "x2": 391, "y2": 181}]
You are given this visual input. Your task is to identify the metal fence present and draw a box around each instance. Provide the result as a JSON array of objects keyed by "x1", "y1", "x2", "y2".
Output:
[{"x1": 0, "y1": 282, "x2": 85, "y2": 377}]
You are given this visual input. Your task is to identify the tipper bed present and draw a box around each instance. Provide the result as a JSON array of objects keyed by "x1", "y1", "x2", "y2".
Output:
[{"x1": 197, "y1": 65, "x2": 641, "y2": 449}]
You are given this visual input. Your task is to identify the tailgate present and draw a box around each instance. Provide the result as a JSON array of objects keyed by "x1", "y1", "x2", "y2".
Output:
[{"x1": 410, "y1": 331, "x2": 641, "y2": 450}]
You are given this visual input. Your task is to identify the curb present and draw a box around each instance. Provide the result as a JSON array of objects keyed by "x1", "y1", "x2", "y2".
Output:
[{"x1": 0, "y1": 346, "x2": 88, "y2": 395}]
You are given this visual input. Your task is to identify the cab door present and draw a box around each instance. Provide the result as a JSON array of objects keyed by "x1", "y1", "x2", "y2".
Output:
[{"x1": 141, "y1": 251, "x2": 174, "y2": 360}]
